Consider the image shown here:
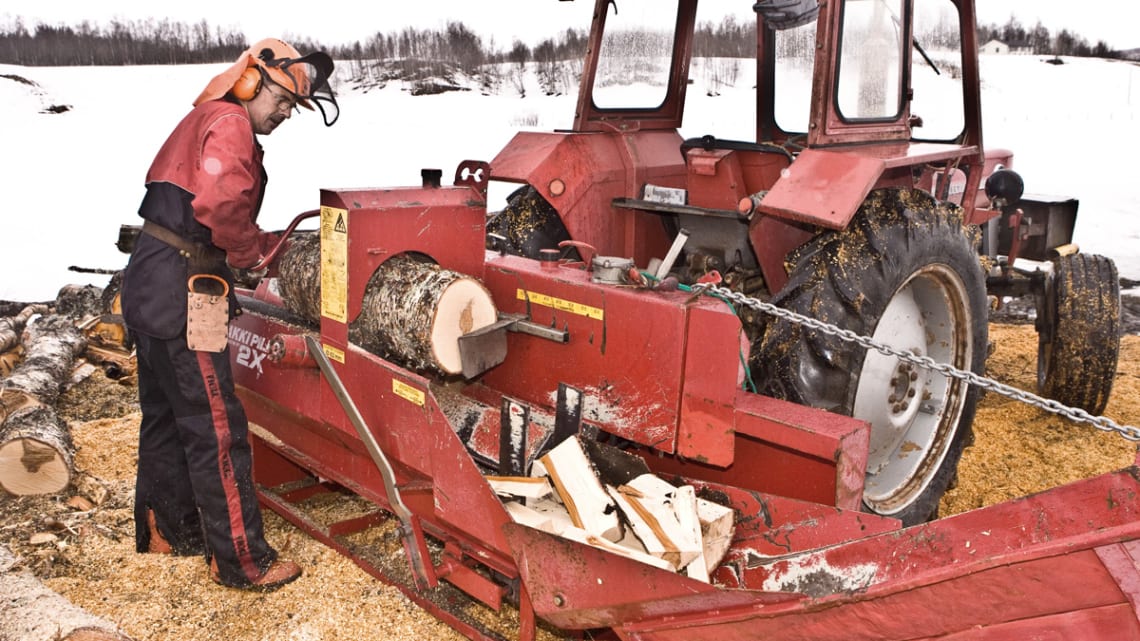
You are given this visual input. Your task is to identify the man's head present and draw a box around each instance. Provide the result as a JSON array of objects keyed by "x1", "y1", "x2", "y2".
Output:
[{"x1": 195, "y1": 38, "x2": 339, "y2": 131}]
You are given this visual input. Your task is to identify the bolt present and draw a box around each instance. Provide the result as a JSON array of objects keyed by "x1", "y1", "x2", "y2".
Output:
[
  {"x1": 910, "y1": 372, "x2": 919, "y2": 382},
  {"x1": 907, "y1": 389, "x2": 916, "y2": 398},
  {"x1": 888, "y1": 394, "x2": 898, "y2": 403},
  {"x1": 553, "y1": 594, "x2": 566, "y2": 607}
]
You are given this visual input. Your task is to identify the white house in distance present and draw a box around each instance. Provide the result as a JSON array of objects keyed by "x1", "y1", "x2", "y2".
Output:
[
  {"x1": 981, "y1": 39, "x2": 1009, "y2": 54},
  {"x1": 981, "y1": 39, "x2": 1033, "y2": 55}
]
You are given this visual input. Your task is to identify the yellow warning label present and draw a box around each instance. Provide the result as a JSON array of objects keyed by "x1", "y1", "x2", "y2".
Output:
[
  {"x1": 322, "y1": 343, "x2": 345, "y2": 364},
  {"x1": 516, "y1": 289, "x2": 604, "y2": 320},
  {"x1": 320, "y1": 206, "x2": 348, "y2": 323},
  {"x1": 392, "y1": 379, "x2": 425, "y2": 406}
]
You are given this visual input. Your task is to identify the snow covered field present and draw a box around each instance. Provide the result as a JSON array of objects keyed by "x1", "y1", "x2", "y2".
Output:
[{"x1": 1, "y1": 52, "x2": 1137, "y2": 302}]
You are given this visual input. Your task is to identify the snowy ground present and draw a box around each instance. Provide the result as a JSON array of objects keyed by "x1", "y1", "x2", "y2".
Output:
[{"x1": 1, "y1": 52, "x2": 1137, "y2": 302}]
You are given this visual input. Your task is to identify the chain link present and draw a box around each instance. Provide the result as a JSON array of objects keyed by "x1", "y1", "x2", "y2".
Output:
[{"x1": 702, "y1": 284, "x2": 1140, "y2": 442}]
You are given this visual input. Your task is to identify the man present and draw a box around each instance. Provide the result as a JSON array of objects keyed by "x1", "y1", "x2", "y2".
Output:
[{"x1": 119, "y1": 38, "x2": 338, "y2": 592}]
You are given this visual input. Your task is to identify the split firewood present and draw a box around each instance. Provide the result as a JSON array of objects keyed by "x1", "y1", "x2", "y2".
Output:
[
  {"x1": 607, "y1": 480, "x2": 702, "y2": 571},
  {"x1": 539, "y1": 436, "x2": 623, "y2": 542},
  {"x1": 277, "y1": 235, "x2": 498, "y2": 375},
  {"x1": 0, "y1": 546, "x2": 136, "y2": 641},
  {"x1": 0, "y1": 315, "x2": 87, "y2": 495},
  {"x1": 486, "y1": 475, "x2": 553, "y2": 500},
  {"x1": 623, "y1": 474, "x2": 735, "y2": 571}
]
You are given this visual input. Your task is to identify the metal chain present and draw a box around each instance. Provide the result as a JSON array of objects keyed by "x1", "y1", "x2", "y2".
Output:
[{"x1": 701, "y1": 284, "x2": 1140, "y2": 442}]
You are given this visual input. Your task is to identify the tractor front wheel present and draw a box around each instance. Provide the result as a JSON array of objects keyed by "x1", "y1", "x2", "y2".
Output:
[{"x1": 754, "y1": 189, "x2": 988, "y2": 526}]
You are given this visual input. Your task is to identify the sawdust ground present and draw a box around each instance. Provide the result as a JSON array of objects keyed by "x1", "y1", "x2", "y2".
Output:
[{"x1": 1, "y1": 323, "x2": 1138, "y2": 641}]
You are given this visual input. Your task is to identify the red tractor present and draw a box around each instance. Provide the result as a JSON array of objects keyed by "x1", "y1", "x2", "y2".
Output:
[
  {"x1": 225, "y1": 1, "x2": 1134, "y2": 639},
  {"x1": 484, "y1": 0, "x2": 1122, "y2": 525}
]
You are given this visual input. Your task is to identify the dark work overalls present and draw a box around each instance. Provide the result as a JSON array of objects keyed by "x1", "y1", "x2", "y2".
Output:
[{"x1": 119, "y1": 98, "x2": 280, "y2": 588}]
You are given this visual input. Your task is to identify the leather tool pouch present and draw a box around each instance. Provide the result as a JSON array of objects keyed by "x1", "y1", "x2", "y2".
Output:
[{"x1": 187, "y1": 274, "x2": 230, "y2": 352}]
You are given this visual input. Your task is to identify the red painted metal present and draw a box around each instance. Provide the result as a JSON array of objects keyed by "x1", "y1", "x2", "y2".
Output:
[{"x1": 227, "y1": 1, "x2": 1138, "y2": 639}]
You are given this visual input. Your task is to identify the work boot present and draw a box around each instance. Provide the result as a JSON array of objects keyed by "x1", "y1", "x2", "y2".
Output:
[
  {"x1": 210, "y1": 556, "x2": 302, "y2": 592},
  {"x1": 145, "y1": 509, "x2": 173, "y2": 554}
]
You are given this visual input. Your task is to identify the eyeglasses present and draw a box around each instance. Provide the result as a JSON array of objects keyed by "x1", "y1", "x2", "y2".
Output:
[{"x1": 263, "y1": 83, "x2": 297, "y2": 113}]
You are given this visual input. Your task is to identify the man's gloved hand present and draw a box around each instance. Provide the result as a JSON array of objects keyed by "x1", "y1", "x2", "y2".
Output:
[{"x1": 230, "y1": 259, "x2": 269, "y2": 288}]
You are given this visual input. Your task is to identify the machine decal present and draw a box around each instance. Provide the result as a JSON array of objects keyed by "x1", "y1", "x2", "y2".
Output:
[
  {"x1": 392, "y1": 379, "x2": 426, "y2": 407},
  {"x1": 320, "y1": 205, "x2": 349, "y2": 323},
  {"x1": 227, "y1": 325, "x2": 270, "y2": 376},
  {"x1": 516, "y1": 289, "x2": 604, "y2": 320},
  {"x1": 322, "y1": 343, "x2": 345, "y2": 364}
]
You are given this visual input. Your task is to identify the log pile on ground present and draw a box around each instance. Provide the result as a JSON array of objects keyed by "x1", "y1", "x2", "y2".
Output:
[
  {"x1": 0, "y1": 315, "x2": 87, "y2": 495},
  {"x1": 0, "y1": 280, "x2": 135, "y2": 496},
  {"x1": 490, "y1": 435, "x2": 734, "y2": 581},
  {"x1": 277, "y1": 234, "x2": 498, "y2": 376}
]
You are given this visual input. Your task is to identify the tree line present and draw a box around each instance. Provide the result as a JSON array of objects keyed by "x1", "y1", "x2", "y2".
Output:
[{"x1": 0, "y1": 14, "x2": 1124, "y2": 69}]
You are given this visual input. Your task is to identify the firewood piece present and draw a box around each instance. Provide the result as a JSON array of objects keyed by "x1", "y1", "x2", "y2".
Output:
[
  {"x1": 0, "y1": 546, "x2": 136, "y2": 641},
  {"x1": 486, "y1": 475, "x2": 553, "y2": 500},
  {"x1": 503, "y1": 501, "x2": 555, "y2": 533},
  {"x1": 673, "y1": 485, "x2": 709, "y2": 582},
  {"x1": 625, "y1": 474, "x2": 735, "y2": 571},
  {"x1": 350, "y1": 255, "x2": 498, "y2": 375},
  {"x1": 608, "y1": 481, "x2": 701, "y2": 571},
  {"x1": 558, "y1": 525, "x2": 675, "y2": 572},
  {"x1": 696, "y1": 493, "x2": 736, "y2": 570},
  {"x1": 539, "y1": 436, "x2": 622, "y2": 542}
]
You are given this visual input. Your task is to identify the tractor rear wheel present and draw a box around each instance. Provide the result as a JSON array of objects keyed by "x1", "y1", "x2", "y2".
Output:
[
  {"x1": 1036, "y1": 253, "x2": 1120, "y2": 416},
  {"x1": 753, "y1": 188, "x2": 988, "y2": 526}
]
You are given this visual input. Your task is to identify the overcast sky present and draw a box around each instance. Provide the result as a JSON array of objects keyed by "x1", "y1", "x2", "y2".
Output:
[{"x1": 2, "y1": 1, "x2": 1137, "y2": 50}]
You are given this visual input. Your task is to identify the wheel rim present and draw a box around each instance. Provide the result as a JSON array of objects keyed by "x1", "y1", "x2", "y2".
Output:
[{"x1": 855, "y1": 264, "x2": 973, "y2": 515}]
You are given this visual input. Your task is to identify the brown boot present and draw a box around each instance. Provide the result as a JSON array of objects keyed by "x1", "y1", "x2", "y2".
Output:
[
  {"x1": 210, "y1": 556, "x2": 302, "y2": 592},
  {"x1": 145, "y1": 509, "x2": 173, "y2": 554}
]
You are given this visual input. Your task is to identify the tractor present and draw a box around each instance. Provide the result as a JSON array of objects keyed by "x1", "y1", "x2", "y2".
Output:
[
  {"x1": 220, "y1": 0, "x2": 1134, "y2": 639},
  {"x1": 483, "y1": 0, "x2": 1122, "y2": 525}
]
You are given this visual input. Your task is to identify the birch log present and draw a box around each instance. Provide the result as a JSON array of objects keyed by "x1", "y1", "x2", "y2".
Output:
[
  {"x1": 0, "y1": 315, "x2": 86, "y2": 495},
  {"x1": 0, "y1": 546, "x2": 136, "y2": 641},
  {"x1": 277, "y1": 235, "x2": 498, "y2": 376},
  {"x1": 351, "y1": 255, "x2": 497, "y2": 375},
  {"x1": 0, "y1": 304, "x2": 49, "y2": 353}
]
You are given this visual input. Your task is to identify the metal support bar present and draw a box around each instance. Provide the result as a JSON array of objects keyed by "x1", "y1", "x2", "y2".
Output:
[{"x1": 304, "y1": 336, "x2": 437, "y2": 590}]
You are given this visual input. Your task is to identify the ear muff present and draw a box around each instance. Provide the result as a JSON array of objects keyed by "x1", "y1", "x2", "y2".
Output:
[{"x1": 232, "y1": 66, "x2": 262, "y2": 101}]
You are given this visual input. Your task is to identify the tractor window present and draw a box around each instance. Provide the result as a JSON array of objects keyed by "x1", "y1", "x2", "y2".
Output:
[
  {"x1": 773, "y1": 21, "x2": 818, "y2": 134},
  {"x1": 836, "y1": 0, "x2": 905, "y2": 121},
  {"x1": 592, "y1": 0, "x2": 677, "y2": 109},
  {"x1": 910, "y1": 0, "x2": 965, "y2": 140}
]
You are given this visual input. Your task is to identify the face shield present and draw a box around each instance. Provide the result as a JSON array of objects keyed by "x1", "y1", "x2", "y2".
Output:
[{"x1": 258, "y1": 48, "x2": 340, "y2": 126}]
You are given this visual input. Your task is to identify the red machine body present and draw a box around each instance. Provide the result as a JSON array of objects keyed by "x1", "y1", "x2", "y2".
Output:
[{"x1": 228, "y1": 0, "x2": 1134, "y2": 638}]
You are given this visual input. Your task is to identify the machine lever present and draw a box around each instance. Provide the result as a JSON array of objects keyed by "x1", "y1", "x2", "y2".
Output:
[{"x1": 303, "y1": 336, "x2": 436, "y2": 590}]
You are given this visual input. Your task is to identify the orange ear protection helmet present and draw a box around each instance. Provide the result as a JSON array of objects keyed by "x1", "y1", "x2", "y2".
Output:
[{"x1": 231, "y1": 66, "x2": 264, "y2": 101}]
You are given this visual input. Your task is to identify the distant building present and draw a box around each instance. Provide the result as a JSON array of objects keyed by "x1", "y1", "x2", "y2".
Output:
[
  {"x1": 981, "y1": 39, "x2": 1034, "y2": 55},
  {"x1": 981, "y1": 39, "x2": 1010, "y2": 54}
]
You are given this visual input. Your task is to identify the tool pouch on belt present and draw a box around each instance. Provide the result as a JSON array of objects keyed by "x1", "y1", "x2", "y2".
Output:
[{"x1": 186, "y1": 274, "x2": 230, "y2": 352}]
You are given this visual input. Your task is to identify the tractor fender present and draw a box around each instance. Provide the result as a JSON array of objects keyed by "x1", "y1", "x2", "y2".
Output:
[{"x1": 756, "y1": 148, "x2": 887, "y2": 231}]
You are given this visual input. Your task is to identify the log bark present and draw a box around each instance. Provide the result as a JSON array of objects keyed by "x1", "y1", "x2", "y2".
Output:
[
  {"x1": 0, "y1": 546, "x2": 135, "y2": 641},
  {"x1": 277, "y1": 236, "x2": 498, "y2": 376},
  {"x1": 0, "y1": 304, "x2": 49, "y2": 353},
  {"x1": 0, "y1": 315, "x2": 86, "y2": 495}
]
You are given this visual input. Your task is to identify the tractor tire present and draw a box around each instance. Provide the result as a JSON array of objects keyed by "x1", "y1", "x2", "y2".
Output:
[
  {"x1": 1037, "y1": 253, "x2": 1120, "y2": 416},
  {"x1": 753, "y1": 188, "x2": 988, "y2": 526}
]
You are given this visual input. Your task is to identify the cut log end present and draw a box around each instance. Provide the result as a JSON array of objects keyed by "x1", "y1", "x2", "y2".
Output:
[
  {"x1": 431, "y1": 278, "x2": 498, "y2": 374},
  {"x1": 0, "y1": 437, "x2": 72, "y2": 495}
]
